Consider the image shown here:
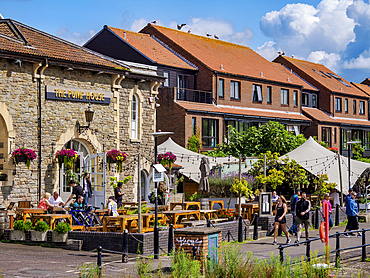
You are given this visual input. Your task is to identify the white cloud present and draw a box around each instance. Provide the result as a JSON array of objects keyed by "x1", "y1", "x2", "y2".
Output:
[
  {"x1": 260, "y1": 0, "x2": 355, "y2": 58},
  {"x1": 57, "y1": 28, "x2": 96, "y2": 46},
  {"x1": 343, "y1": 48, "x2": 370, "y2": 70},
  {"x1": 307, "y1": 51, "x2": 341, "y2": 71},
  {"x1": 255, "y1": 41, "x2": 281, "y2": 61},
  {"x1": 130, "y1": 18, "x2": 163, "y2": 32}
]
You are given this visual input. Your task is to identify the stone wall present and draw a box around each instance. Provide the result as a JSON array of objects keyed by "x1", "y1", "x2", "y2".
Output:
[{"x1": 0, "y1": 58, "x2": 156, "y2": 206}]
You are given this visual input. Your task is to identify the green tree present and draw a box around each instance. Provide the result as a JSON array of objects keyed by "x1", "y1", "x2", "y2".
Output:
[
  {"x1": 231, "y1": 177, "x2": 254, "y2": 216},
  {"x1": 249, "y1": 151, "x2": 281, "y2": 178},
  {"x1": 281, "y1": 157, "x2": 309, "y2": 192},
  {"x1": 313, "y1": 174, "x2": 337, "y2": 204},
  {"x1": 187, "y1": 134, "x2": 201, "y2": 153}
]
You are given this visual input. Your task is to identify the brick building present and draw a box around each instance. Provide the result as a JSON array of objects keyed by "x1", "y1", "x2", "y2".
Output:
[
  {"x1": 139, "y1": 24, "x2": 318, "y2": 149},
  {"x1": 0, "y1": 19, "x2": 164, "y2": 206},
  {"x1": 273, "y1": 55, "x2": 370, "y2": 156}
]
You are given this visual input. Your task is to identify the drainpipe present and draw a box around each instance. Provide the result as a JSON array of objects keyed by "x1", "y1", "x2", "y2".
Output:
[{"x1": 37, "y1": 62, "x2": 48, "y2": 201}]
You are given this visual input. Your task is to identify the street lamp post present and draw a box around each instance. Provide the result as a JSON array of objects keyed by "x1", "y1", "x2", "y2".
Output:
[
  {"x1": 153, "y1": 131, "x2": 173, "y2": 259},
  {"x1": 347, "y1": 140, "x2": 361, "y2": 191}
]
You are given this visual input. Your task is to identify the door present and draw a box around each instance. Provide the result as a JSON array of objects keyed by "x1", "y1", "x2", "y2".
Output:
[
  {"x1": 84, "y1": 153, "x2": 106, "y2": 208},
  {"x1": 59, "y1": 140, "x2": 90, "y2": 202}
]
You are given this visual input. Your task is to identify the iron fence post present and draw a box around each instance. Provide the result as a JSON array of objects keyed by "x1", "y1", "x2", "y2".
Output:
[
  {"x1": 335, "y1": 204, "x2": 340, "y2": 226},
  {"x1": 253, "y1": 213, "x2": 258, "y2": 240},
  {"x1": 244, "y1": 226, "x2": 247, "y2": 241},
  {"x1": 279, "y1": 245, "x2": 284, "y2": 263},
  {"x1": 238, "y1": 216, "x2": 243, "y2": 242},
  {"x1": 306, "y1": 240, "x2": 311, "y2": 262},
  {"x1": 97, "y1": 246, "x2": 102, "y2": 277},
  {"x1": 122, "y1": 229, "x2": 128, "y2": 263},
  {"x1": 192, "y1": 246, "x2": 197, "y2": 260},
  {"x1": 362, "y1": 229, "x2": 366, "y2": 262},
  {"x1": 315, "y1": 206, "x2": 319, "y2": 229},
  {"x1": 335, "y1": 232, "x2": 340, "y2": 268},
  {"x1": 168, "y1": 224, "x2": 174, "y2": 254},
  {"x1": 228, "y1": 230, "x2": 230, "y2": 242}
]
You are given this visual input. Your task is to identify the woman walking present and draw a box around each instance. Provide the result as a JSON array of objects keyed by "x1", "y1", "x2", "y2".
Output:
[
  {"x1": 82, "y1": 173, "x2": 93, "y2": 208},
  {"x1": 273, "y1": 195, "x2": 291, "y2": 245}
]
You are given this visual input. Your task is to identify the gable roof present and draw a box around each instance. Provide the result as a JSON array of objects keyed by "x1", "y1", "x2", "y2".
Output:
[
  {"x1": 352, "y1": 82, "x2": 370, "y2": 97},
  {"x1": 274, "y1": 56, "x2": 368, "y2": 98},
  {"x1": 140, "y1": 24, "x2": 316, "y2": 91},
  {"x1": 0, "y1": 19, "x2": 130, "y2": 72},
  {"x1": 106, "y1": 26, "x2": 196, "y2": 71}
]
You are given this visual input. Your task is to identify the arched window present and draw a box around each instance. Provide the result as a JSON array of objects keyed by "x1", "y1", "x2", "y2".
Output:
[{"x1": 131, "y1": 94, "x2": 138, "y2": 139}]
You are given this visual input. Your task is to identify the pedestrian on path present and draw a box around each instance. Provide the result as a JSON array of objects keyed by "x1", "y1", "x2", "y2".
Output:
[
  {"x1": 344, "y1": 191, "x2": 361, "y2": 237},
  {"x1": 322, "y1": 193, "x2": 333, "y2": 229},
  {"x1": 273, "y1": 195, "x2": 290, "y2": 245},
  {"x1": 288, "y1": 190, "x2": 301, "y2": 236},
  {"x1": 295, "y1": 192, "x2": 311, "y2": 244}
]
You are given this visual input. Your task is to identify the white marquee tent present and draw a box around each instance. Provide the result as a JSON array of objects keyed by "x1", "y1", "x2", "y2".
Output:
[
  {"x1": 157, "y1": 137, "x2": 239, "y2": 183},
  {"x1": 280, "y1": 137, "x2": 370, "y2": 193}
]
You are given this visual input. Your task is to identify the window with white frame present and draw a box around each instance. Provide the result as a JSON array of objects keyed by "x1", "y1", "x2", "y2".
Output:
[
  {"x1": 267, "y1": 86, "x2": 272, "y2": 104},
  {"x1": 252, "y1": 84, "x2": 263, "y2": 102},
  {"x1": 281, "y1": 89, "x2": 289, "y2": 105},
  {"x1": 230, "y1": 81, "x2": 240, "y2": 99},
  {"x1": 345, "y1": 99, "x2": 348, "y2": 113},
  {"x1": 335, "y1": 97, "x2": 342, "y2": 112},
  {"x1": 360, "y1": 101, "x2": 365, "y2": 114},
  {"x1": 131, "y1": 94, "x2": 138, "y2": 139},
  {"x1": 163, "y1": 72, "x2": 169, "y2": 87}
]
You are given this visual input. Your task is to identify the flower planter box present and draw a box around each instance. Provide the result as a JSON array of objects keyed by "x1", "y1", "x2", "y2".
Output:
[
  {"x1": 52, "y1": 231, "x2": 68, "y2": 242},
  {"x1": 30, "y1": 230, "x2": 47, "y2": 242},
  {"x1": 15, "y1": 155, "x2": 27, "y2": 163},
  {"x1": 359, "y1": 203, "x2": 370, "y2": 210},
  {"x1": 10, "y1": 230, "x2": 25, "y2": 241}
]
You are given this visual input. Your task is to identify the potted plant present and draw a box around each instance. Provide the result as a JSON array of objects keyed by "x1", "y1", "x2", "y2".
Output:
[
  {"x1": 157, "y1": 151, "x2": 177, "y2": 171},
  {"x1": 11, "y1": 148, "x2": 37, "y2": 170},
  {"x1": 106, "y1": 150, "x2": 127, "y2": 172},
  {"x1": 52, "y1": 222, "x2": 72, "y2": 242},
  {"x1": 30, "y1": 220, "x2": 50, "y2": 241},
  {"x1": 359, "y1": 196, "x2": 370, "y2": 210},
  {"x1": 55, "y1": 149, "x2": 77, "y2": 170},
  {"x1": 0, "y1": 172, "x2": 7, "y2": 181},
  {"x1": 10, "y1": 220, "x2": 33, "y2": 241}
]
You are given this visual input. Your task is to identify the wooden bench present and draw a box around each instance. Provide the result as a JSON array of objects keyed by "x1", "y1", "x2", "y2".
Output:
[
  {"x1": 71, "y1": 225, "x2": 85, "y2": 231},
  {"x1": 209, "y1": 200, "x2": 224, "y2": 210},
  {"x1": 88, "y1": 226, "x2": 103, "y2": 232}
]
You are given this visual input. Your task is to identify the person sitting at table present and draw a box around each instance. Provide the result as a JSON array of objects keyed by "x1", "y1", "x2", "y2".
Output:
[
  {"x1": 38, "y1": 192, "x2": 52, "y2": 211},
  {"x1": 70, "y1": 195, "x2": 84, "y2": 210},
  {"x1": 48, "y1": 191, "x2": 64, "y2": 207},
  {"x1": 272, "y1": 191, "x2": 279, "y2": 202},
  {"x1": 65, "y1": 180, "x2": 84, "y2": 207},
  {"x1": 107, "y1": 196, "x2": 118, "y2": 216}
]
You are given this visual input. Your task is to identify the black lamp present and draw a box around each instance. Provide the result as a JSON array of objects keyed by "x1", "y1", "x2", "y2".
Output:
[{"x1": 78, "y1": 103, "x2": 94, "y2": 134}]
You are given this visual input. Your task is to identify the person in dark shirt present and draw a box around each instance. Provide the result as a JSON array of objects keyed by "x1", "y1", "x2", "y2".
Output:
[
  {"x1": 295, "y1": 192, "x2": 311, "y2": 244},
  {"x1": 288, "y1": 190, "x2": 301, "y2": 236},
  {"x1": 70, "y1": 195, "x2": 84, "y2": 210},
  {"x1": 65, "y1": 180, "x2": 84, "y2": 206},
  {"x1": 114, "y1": 182, "x2": 124, "y2": 208}
]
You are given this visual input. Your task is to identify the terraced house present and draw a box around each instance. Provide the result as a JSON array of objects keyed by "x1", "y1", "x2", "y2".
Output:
[
  {"x1": 0, "y1": 19, "x2": 164, "y2": 206},
  {"x1": 274, "y1": 56, "x2": 370, "y2": 156}
]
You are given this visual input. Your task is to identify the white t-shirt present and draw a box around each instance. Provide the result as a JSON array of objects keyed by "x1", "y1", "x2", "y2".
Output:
[
  {"x1": 108, "y1": 201, "x2": 118, "y2": 216},
  {"x1": 48, "y1": 195, "x2": 64, "y2": 206}
]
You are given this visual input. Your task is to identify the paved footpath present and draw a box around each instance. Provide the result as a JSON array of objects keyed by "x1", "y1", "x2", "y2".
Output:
[{"x1": 0, "y1": 222, "x2": 370, "y2": 277}]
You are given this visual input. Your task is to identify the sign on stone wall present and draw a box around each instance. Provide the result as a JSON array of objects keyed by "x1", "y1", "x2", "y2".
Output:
[{"x1": 45, "y1": 85, "x2": 112, "y2": 104}]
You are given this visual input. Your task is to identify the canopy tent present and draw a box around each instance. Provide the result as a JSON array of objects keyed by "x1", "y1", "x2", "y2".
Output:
[
  {"x1": 157, "y1": 137, "x2": 238, "y2": 183},
  {"x1": 280, "y1": 137, "x2": 370, "y2": 193}
]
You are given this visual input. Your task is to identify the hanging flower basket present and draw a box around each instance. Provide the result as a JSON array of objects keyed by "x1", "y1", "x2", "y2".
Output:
[
  {"x1": 12, "y1": 148, "x2": 37, "y2": 170},
  {"x1": 106, "y1": 150, "x2": 127, "y2": 173},
  {"x1": 158, "y1": 151, "x2": 177, "y2": 171},
  {"x1": 55, "y1": 149, "x2": 78, "y2": 170}
]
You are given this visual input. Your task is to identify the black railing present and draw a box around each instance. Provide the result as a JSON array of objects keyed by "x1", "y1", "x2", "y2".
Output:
[
  {"x1": 176, "y1": 87, "x2": 214, "y2": 104},
  {"x1": 278, "y1": 228, "x2": 370, "y2": 267}
]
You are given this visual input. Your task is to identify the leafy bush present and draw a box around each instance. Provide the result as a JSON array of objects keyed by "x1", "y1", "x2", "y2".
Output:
[
  {"x1": 33, "y1": 220, "x2": 50, "y2": 232},
  {"x1": 171, "y1": 250, "x2": 201, "y2": 278},
  {"x1": 187, "y1": 134, "x2": 201, "y2": 153},
  {"x1": 53, "y1": 222, "x2": 71, "y2": 234},
  {"x1": 13, "y1": 220, "x2": 33, "y2": 232},
  {"x1": 79, "y1": 262, "x2": 100, "y2": 278}
]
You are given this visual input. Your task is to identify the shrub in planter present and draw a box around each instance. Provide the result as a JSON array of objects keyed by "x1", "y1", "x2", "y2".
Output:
[
  {"x1": 30, "y1": 220, "x2": 50, "y2": 242},
  {"x1": 10, "y1": 220, "x2": 33, "y2": 241},
  {"x1": 52, "y1": 222, "x2": 71, "y2": 242}
]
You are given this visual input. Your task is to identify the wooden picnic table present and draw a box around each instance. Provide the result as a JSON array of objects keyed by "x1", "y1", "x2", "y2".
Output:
[
  {"x1": 31, "y1": 214, "x2": 72, "y2": 230},
  {"x1": 200, "y1": 210, "x2": 218, "y2": 220},
  {"x1": 170, "y1": 202, "x2": 201, "y2": 210},
  {"x1": 163, "y1": 210, "x2": 200, "y2": 227},
  {"x1": 235, "y1": 203, "x2": 259, "y2": 220},
  {"x1": 16, "y1": 208, "x2": 45, "y2": 222},
  {"x1": 209, "y1": 200, "x2": 224, "y2": 210},
  {"x1": 50, "y1": 207, "x2": 68, "y2": 214},
  {"x1": 102, "y1": 213, "x2": 158, "y2": 233}
]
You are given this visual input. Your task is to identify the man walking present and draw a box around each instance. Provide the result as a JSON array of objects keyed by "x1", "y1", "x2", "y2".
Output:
[
  {"x1": 295, "y1": 192, "x2": 311, "y2": 244},
  {"x1": 289, "y1": 190, "x2": 301, "y2": 236},
  {"x1": 344, "y1": 191, "x2": 361, "y2": 237}
]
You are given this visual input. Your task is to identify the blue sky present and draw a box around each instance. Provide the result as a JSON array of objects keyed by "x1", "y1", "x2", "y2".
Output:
[{"x1": 1, "y1": 0, "x2": 369, "y2": 83}]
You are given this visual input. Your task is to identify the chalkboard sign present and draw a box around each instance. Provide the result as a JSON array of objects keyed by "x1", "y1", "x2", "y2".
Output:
[{"x1": 259, "y1": 192, "x2": 272, "y2": 216}]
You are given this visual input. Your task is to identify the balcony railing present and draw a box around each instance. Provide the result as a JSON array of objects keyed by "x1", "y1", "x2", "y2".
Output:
[{"x1": 175, "y1": 87, "x2": 215, "y2": 104}]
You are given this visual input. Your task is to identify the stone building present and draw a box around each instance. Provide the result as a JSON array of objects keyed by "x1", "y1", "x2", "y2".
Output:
[{"x1": 0, "y1": 19, "x2": 164, "y2": 207}]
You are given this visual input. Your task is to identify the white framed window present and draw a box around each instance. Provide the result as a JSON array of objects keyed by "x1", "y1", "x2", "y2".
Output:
[
  {"x1": 281, "y1": 89, "x2": 289, "y2": 105},
  {"x1": 335, "y1": 97, "x2": 342, "y2": 112},
  {"x1": 267, "y1": 86, "x2": 272, "y2": 104},
  {"x1": 131, "y1": 94, "x2": 138, "y2": 139},
  {"x1": 163, "y1": 72, "x2": 169, "y2": 87},
  {"x1": 252, "y1": 84, "x2": 263, "y2": 102},
  {"x1": 230, "y1": 81, "x2": 240, "y2": 99},
  {"x1": 360, "y1": 101, "x2": 365, "y2": 115}
]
